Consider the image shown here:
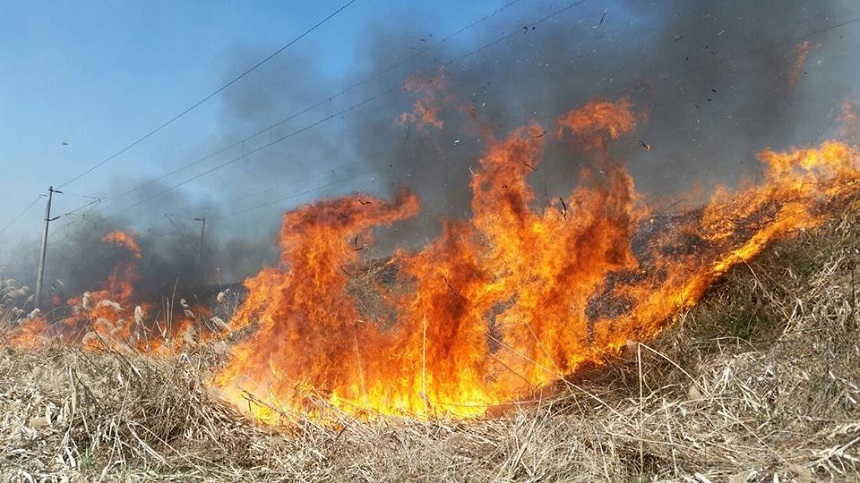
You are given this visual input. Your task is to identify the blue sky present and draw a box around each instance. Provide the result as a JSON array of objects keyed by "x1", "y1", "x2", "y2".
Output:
[
  {"x1": 2, "y1": 0, "x2": 860, "y2": 283},
  {"x1": 0, "y1": 1, "x2": 503, "y2": 242}
]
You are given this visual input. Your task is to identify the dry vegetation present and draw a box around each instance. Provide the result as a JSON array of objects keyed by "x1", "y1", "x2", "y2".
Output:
[{"x1": 2, "y1": 208, "x2": 860, "y2": 482}]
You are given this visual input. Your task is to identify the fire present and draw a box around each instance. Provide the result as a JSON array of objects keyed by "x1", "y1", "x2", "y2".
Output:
[
  {"x1": 2, "y1": 84, "x2": 857, "y2": 427},
  {"x1": 397, "y1": 71, "x2": 450, "y2": 130},
  {"x1": 788, "y1": 40, "x2": 815, "y2": 87},
  {"x1": 102, "y1": 230, "x2": 142, "y2": 257},
  {"x1": 212, "y1": 96, "x2": 860, "y2": 425},
  {"x1": 555, "y1": 98, "x2": 639, "y2": 149},
  {"x1": 6, "y1": 317, "x2": 49, "y2": 348},
  {"x1": 4, "y1": 230, "x2": 218, "y2": 355}
]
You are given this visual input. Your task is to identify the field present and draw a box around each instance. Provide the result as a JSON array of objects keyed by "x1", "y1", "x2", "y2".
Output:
[{"x1": 2, "y1": 207, "x2": 860, "y2": 482}]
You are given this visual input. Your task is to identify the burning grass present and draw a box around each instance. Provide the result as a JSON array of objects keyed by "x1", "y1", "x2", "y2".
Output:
[
  {"x1": 3, "y1": 206, "x2": 860, "y2": 482},
  {"x1": 209, "y1": 97, "x2": 860, "y2": 423}
]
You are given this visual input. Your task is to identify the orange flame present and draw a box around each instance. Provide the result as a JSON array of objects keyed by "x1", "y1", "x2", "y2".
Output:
[
  {"x1": 4, "y1": 87, "x2": 857, "y2": 427},
  {"x1": 4, "y1": 230, "x2": 218, "y2": 355},
  {"x1": 102, "y1": 230, "x2": 142, "y2": 258},
  {"x1": 211, "y1": 96, "x2": 860, "y2": 424},
  {"x1": 788, "y1": 41, "x2": 815, "y2": 87},
  {"x1": 556, "y1": 98, "x2": 638, "y2": 149},
  {"x1": 6, "y1": 317, "x2": 50, "y2": 348},
  {"x1": 398, "y1": 71, "x2": 449, "y2": 130}
]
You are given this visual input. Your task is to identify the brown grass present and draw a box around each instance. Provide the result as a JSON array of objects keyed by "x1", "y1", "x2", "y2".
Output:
[{"x1": 2, "y1": 210, "x2": 860, "y2": 482}]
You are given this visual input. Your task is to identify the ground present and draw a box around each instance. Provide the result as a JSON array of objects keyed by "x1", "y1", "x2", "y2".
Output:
[{"x1": 2, "y1": 209, "x2": 860, "y2": 482}]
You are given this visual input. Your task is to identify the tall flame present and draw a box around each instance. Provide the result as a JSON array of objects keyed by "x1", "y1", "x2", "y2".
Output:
[
  {"x1": 3, "y1": 92, "x2": 857, "y2": 427},
  {"x1": 212, "y1": 97, "x2": 860, "y2": 424}
]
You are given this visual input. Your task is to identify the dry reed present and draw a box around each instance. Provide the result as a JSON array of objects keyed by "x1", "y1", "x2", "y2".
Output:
[{"x1": 2, "y1": 209, "x2": 860, "y2": 482}]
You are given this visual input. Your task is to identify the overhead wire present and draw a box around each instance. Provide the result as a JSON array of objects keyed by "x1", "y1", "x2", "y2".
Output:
[
  {"x1": 86, "y1": 0, "x2": 529, "y2": 207},
  {"x1": 207, "y1": 12, "x2": 860, "y2": 224},
  {"x1": 210, "y1": 164, "x2": 399, "y2": 221},
  {"x1": 52, "y1": 5, "x2": 860, "y2": 237},
  {"x1": 49, "y1": 0, "x2": 538, "y2": 237},
  {"x1": 535, "y1": 13, "x2": 860, "y2": 123},
  {"x1": 57, "y1": 191, "x2": 101, "y2": 200},
  {"x1": 55, "y1": 0, "x2": 359, "y2": 190},
  {"x1": 0, "y1": 190, "x2": 101, "y2": 240},
  {"x1": 108, "y1": 86, "x2": 396, "y2": 218},
  {"x1": 48, "y1": 191, "x2": 103, "y2": 220},
  {"x1": 55, "y1": 199, "x2": 102, "y2": 219},
  {"x1": 0, "y1": 194, "x2": 45, "y2": 235},
  {"x1": 95, "y1": 0, "x2": 594, "y2": 220}
]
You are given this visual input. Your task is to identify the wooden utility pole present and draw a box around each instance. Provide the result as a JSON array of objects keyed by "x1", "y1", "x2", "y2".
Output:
[
  {"x1": 34, "y1": 186, "x2": 57, "y2": 308},
  {"x1": 194, "y1": 217, "x2": 206, "y2": 286}
]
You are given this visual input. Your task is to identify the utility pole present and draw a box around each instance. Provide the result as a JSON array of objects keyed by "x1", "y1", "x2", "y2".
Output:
[
  {"x1": 35, "y1": 186, "x2": 60, "y2": 308},
  {"x1": 193, "y1": 217, "x2": 206, "y2": 287}
]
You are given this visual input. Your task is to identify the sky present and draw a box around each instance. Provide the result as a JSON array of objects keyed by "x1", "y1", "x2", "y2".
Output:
[
  {"x1": 1, "y1": 0, "x2": 859, "y2": 289},
  {"x1": 0, "y1": 1, "x2": 455, "y2": 224},
  {"x1": 0, "y1": 1, "x2": 517, "y2": 243}
]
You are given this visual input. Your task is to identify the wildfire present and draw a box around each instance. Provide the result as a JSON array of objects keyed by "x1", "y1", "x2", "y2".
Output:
[
  {"x1": 103, "y1": 230, "x2": 142, "y2": 257},
  {"x1": 397, "y1": 71, "x2": 450, "y2": 130},
  {"x1": 6, "y1": 317, "x2": 49, "y2": 348},
  {"x1": 788, "y1": 40, "x2": 815, "y2": 87},
  {"x1": 3, "y1": 89, "x2": 858, "y2": 427},
  {"x1": 555, "y1": 98, "x2": 639, "y2": 149},
  {"x1": 4, "y1": 230, "x2": 215, "y2": 355},
  {"x1": 212, "y1": 96, "x2": 860, "y2": 425}
]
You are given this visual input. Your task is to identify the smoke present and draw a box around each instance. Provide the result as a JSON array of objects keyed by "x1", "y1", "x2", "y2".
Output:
[
  {"x1": 343, "y1": 0, "x2": 860, "y2": 237},
  {"x1": 2, "y1": 0, "x2": 858, "y2": 304}
]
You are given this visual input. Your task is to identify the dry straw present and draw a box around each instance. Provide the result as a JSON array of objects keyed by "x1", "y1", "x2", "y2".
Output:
[{"x1": 2, "y1": 208, "x2": 860, "y2": 481}]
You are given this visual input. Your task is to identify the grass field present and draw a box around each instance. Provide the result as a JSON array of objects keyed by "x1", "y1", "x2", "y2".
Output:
[{"x1": 2, "y1": 207, "x2": 860, "y2": 482}]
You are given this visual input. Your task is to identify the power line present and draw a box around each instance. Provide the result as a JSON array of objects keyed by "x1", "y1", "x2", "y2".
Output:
[
  {"x1": 56, "y1": 0, "x2": 359, "y2": 190},
  {"x1": 0, "y1": 194, "x2": 45, "y2": 235},
  {"x1": 95, "y1": 0, "x2": 594, "y2": 220},
  {"x1": 207, "y1": 13, "x2": 860, "y2": 223},
  {"x1": 49, "y1": 0, "x2": 533, "y2": 236},
  {"x1": 1, "y1": 190, "x2": 101, "y2": 239},
  {"x1": 210, "y1": 156, "x2": 418, "y2": 222},
  {"x1": 623, "y1": 15, "x2": 860, "y2": 105},
  {"x1": 55, "y1": 198, "x2": 102, "y2": 219},
  {"x1": 51, "y1": 6, "x2": 860, "y2": 239},
  {"x1": 108, "y1": 86, "x2": 396, "y2": 218},
  {"x1": 524, "y1": 14, "x2": 860, "y2": 130},
  {"x1": 92, "y1": 0, "x2": 528, "y2": 208},
  {"x1": 57, "y1": 191, "x2": 101, "y2": 200}
]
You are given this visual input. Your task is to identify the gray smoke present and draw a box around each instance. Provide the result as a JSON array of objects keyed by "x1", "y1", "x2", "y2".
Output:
[{"x1": 342, "y1": 0, "x2": 860, "y2": 249}]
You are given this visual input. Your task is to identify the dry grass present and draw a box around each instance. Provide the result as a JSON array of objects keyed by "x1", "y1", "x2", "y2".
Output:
[{"x1": 3, "y1": 211, "x2": 860, "y2": 482}]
